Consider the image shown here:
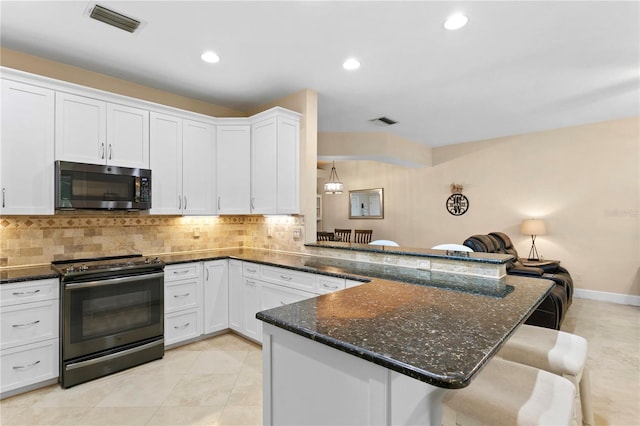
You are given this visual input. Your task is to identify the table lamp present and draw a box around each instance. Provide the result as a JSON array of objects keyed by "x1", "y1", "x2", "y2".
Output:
[{"x1": 520, "y1": 219, "x2": 547, "y2": 261}]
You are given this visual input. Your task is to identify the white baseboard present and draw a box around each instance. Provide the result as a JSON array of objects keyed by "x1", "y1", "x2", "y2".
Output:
[{"x1": 574, "y1": 288, "x2": 640, "y2": 306}]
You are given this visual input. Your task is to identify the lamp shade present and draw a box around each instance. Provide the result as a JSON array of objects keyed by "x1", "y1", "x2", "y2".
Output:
[{"x1": 520, "y1": 219, "x2": 547, "y2": 236}]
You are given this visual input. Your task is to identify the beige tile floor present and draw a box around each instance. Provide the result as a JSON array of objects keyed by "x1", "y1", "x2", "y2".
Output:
[{"x1": 1, "y1": 297, "x2": 638, "y2": 426}]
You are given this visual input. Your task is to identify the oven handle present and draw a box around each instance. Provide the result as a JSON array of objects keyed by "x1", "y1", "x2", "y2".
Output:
[
  {"x1": 64, "y1": 272, "x2": 165, "y2": 289},
  {"x1": 65, "y1": 338, "x2": 164, "y2": 371}
]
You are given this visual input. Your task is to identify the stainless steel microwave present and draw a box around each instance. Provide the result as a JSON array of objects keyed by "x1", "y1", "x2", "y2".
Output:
[{"x1": 55, "y1": 161, "x2": 151, "y2": 210}]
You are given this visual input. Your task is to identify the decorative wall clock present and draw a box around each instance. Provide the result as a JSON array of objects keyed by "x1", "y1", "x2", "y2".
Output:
[{"x1": 446, "y1": 183, "x2": 469, "y2": 216}]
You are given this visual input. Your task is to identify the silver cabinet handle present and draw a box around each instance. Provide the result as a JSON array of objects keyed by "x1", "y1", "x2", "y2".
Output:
[
  {"x1": 173, "y1": 293, "x2": 190, "y2": 298},
  {"x1": 217, "y1": 197, "x2": 221, "y2": 210},
  {"x1": 2, "y1": 187, "x2": 5, "y2": 208},
  {"x1": 174, "y1": 323, "x2": 190, "y2": 330},
  {"x1": 184, "y1": 196, "x2": 187, "y2": 210},
  {"x1": 251, "y1": 197, "x2": 255, "y2": 210},
  {"x1": 322, "y1": 283, "x2": 339, "y2": 290},
  {"x1": 246, "y1": 267, "x2": 257, "y2": 274},
  {"x1": 178, "y1": 195, "x2": 182, "y2": 210},
  {"x1": 100, "y1": 143, "x2": 105, "y2": 159},
  {"x1": 280, "y1": 301, "x2": 286, "y2": 306},
  {"x1": 108, "y1": 144, "x2": 112, "y2": 160},
  {"x1": 12, "y1": 320, "x2": 40, "y2": 328},
  {"x1": 206, "y1": 268, "x2": 209, "y2": 281},
  {"x1": 245, "y1": 280, "x2": 256, "y2": 286},
  {"x1": 13, "y1": 360, "x2": 40, "y2": 370},
  {"x1": 173, "y1": 270, "x2": 189, "y2": 275},
  {"x1": 12, "y1": 289, "x2": 40, "y2": 297},
  {"x1": 280, "y1": 275, "x2": 292, "y2": 281}
]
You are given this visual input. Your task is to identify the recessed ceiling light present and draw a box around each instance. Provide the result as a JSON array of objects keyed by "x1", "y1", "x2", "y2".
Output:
[
  {"x1": 201, "y1": 51, "x2": 220, "y2": 63},
  {"x1": 343, "y1": 58, "x2": 360, "y2": 70},
  {"x1": 444, "y1": 13, "x2": 468, "y2": 30}
]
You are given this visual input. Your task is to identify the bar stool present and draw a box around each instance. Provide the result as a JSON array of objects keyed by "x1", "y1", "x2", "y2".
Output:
[
  {"x1": 442, "y1": 357, "x2": 576, "y2": 426},
  {"x1": 498, "y1": 324, "x2": 594, "y2": 426}
]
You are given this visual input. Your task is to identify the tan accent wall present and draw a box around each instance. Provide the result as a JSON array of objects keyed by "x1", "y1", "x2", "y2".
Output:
[
  {"x1": 0, "y1": 47, "x2": 244, "y2": 117},
  {"x1": 318, "y1": 132, "x2": 432, "y2": 167},
  {"x1": 0, "y1": 214, "x2": 305, "y2": 267},
  {"x1": 320, "y1": 117, "x2": 640, "y2": 297}
]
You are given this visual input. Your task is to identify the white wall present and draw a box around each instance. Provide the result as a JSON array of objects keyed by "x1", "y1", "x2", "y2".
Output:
[{"x1": 320, "y1": 117, "x2": 640, "y2": 297}]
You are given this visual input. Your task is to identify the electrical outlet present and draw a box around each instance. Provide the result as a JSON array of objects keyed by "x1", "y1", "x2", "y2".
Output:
[
  {"x1": 267, "y1": 227, "x2": 273, "y2": 238},
  {"x1": 193, "y1": 227, "x2": 200, "y2": 238},
  {"x1": 292, "y1": 228, "x2": 301, "y2": 240}
]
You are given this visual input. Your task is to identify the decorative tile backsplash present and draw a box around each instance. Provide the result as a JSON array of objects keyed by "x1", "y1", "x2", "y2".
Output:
[{"x1": 0, "y1": 212, "x2": 305, "y2": 267}]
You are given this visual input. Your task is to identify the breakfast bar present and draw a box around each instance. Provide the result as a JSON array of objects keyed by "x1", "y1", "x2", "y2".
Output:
[{"x1": 257, "y1": 271, "x2": 554, "y2": 425}]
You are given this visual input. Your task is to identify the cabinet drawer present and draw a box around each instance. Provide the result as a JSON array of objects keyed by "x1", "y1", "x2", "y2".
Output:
[
  {"x1": 261, "y1": 282, "x2": 314, "y2": 311},
  {"x1": 317, "y1": 276, "x2": 346, "y2": 295},
  {"x1": 1, "y1": 339, "x2": 59, "y2": 394},
  {"x1": 165, "y1": 310, "x2": 200, "y2": 346},
  {"x1": 261, "y1": 265, "x2": 316, "y2": 293},
  {"x1": 243, "y1": 262, "x2": 260, "y2": 278},
  {"x1": 165, "y1": 281, "x2": 199, "y2": 313},
  {"x1": 165, "y1": 263, "x2": 201, "y2": 282},
  {"x1": 0, "y1": 300, "x2": 59, "y2": 350},
  {"x1": 0, "y1": 279, "x2": 58, "y2": 307}
]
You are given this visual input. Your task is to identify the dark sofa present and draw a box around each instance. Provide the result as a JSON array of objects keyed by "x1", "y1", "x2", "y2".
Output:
[{"x1": 463, "y1": 232, "x2": 573, "y2": 330}]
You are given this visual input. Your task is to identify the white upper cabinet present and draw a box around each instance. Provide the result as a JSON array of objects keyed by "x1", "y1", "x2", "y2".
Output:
[
  {"x1": 1, "y1": 80, "x2": 55, "y2": 215},
  {"x1": 149, "y1": 112, "x2": 183, "y2": 215},
  {"x1": 216, "y1": 125, "x2": 251, "y2": 214},
  {"x1": 250, "y1": 109, "x2": 301, "y2": 214},
  {"x1": 55, "y1": 92, "x2": 149, "y2": 169},
  {"x1": 106, "y1": 103, "x2": 149, "y2": 168},
  {"x1": 182, "y1": 119, "x2": 216, "y2": 215}
]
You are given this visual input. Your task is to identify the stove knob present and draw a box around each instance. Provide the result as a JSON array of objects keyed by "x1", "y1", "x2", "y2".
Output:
[
  {"x1": 80, "y1": 264, "x2": 88, "y2": 271},
  {"x1": 144, "y1": 258, "x2": 151, "y2": 264},
  {"x1": 154, "y1": 257, "x2": 160, "y2": 263},
  {"x1": 66, "y1": 265, "x2": 75, "y2": 273}
]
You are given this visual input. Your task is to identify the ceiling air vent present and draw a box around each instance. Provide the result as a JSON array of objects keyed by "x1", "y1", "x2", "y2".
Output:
[
  {"x1": 89, "y1": 4, "x2": 141, "y2": 33},
  {"x1": 369, "y1": 116, "x2": 398, "y2": 127}
]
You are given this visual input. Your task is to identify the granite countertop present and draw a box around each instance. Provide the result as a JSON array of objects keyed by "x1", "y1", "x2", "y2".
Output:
[
  {"x1": 305, "y1": 241, "x2": 514, "y2": 264},
  {"x1": 257, "y1": 274, "x2": 553, "y2": 389}
]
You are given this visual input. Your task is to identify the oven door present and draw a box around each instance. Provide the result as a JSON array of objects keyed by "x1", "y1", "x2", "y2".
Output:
[{"x1": 62, "y1": 271, "x2": 164, "y2": 360}]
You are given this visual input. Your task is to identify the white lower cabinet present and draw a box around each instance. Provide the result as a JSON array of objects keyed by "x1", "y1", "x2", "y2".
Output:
[
  {"x1": 0, "y1": 279, "x2": 59, "y2": 397},
  {"x1": 203, "y1": 260, "x2": 229, "y2": 334},
  {"x1": 164, "y1": 263, "x2": 203, "y2": 347},
  {"x1": 163, "y1": 259, "x2": 363, "y2": 347}
]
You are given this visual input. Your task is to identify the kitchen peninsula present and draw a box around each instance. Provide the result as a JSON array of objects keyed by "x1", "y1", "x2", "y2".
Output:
[{"x1": 257, "y1": 244, "x2": 554, "y2": 426}]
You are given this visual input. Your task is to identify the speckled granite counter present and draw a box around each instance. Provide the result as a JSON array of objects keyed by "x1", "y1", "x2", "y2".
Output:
[
  {"x1": 257, "y1": 273, "x2": 553, "y2": 389},
  {"x1": 305, "y1": 241, "x2": 512, "y2": 264},
  {"x1": 0, "y1": 265, "x2": 59, "y2": 283}
]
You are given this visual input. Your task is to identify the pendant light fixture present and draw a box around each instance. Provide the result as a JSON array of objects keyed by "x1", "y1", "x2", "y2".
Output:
[{"x1": 324, "y1": 161, "x2": 344, "y2": 194}]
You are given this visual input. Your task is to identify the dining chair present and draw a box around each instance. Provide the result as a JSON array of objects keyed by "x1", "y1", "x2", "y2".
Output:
[
  {"x1": 369, "y1": 240, "x2": 399, "y2": 246},
  {"x1": 431, "y1": 244, "x2": 473, "y2": 252},
  {"x1": 334, "y1": 229, "x2": 352, "y2": 242},
  {"x1": 354, "y1": 229, "x2": 373, "y2": 244},
  {"x1": 316, "y1": 231, "x2": 334, "y2": 241}
]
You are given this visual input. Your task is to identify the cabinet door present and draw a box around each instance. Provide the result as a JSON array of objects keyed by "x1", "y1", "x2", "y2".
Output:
[
  {"x1": 150, "y1": 112, "x2": 183, "y2": 215},
  {"x1": 204, "y1": 260, "x2": 229, "y2": 334},
  {"x1": 55, "y1": 92, "x2": 106, "y2": 164},
  {"x1": 243, "y1": 277, "x2": 261, "y2": 342},
  {"x1": 182, "y1": 119, "x2": 216, "y2": 215},
  {"x1": 250, "y1": 118, "x2": 278, "y2": 214},
  {"x1": 276, "y1": 116, "x2": 300, "y2": 213},
  {"x1": 1, "y1": 80, "x2": 55, "y2": 215},
  {"x1": 228, "y1": 260, "x2": 244, "y2": 333},
  {"x1": 216, "y1": 125, "x2": 250, "y2": 214},
  {"x1": 106, "y1": 103, "x2": 149, "y2": 168}
]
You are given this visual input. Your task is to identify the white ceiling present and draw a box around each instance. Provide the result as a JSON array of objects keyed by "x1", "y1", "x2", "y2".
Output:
[{"x1": 1, "y1": 1, "x2": 638, "y2": 147}]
